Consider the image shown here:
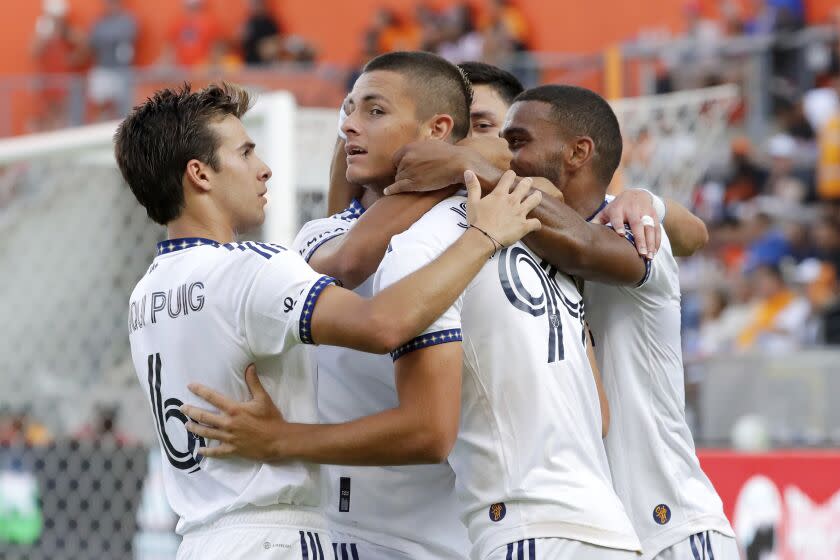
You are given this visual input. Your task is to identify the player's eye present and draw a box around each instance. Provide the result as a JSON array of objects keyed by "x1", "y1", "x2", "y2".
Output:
[
  {"x1": 474, "y1": 121, "x2": 494, "y2": 130},
  {"x1": 369, "y1": 107, "x2": 385, "y2": 116}
]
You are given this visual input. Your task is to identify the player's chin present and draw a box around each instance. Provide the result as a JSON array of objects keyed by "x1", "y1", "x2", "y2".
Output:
[{"x1": 346, "y1": 166, "x2": 373, "y2": 186}]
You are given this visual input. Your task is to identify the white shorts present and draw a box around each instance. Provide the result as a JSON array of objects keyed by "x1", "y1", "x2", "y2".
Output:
[
  {"x1": 485, "y1": 538, "x2": 639, "y2": 560},
  {"x1": 654, "y1": 531, "x2": 739, "y2": 560},
  {"x1": 178, "y1": 527, "x2": 332, "y2": 560},
  {"x1": 330, "y1": 530, "x2": 466, "y2": 559}
]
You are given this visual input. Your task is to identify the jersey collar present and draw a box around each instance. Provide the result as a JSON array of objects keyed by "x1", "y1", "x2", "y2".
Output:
[
  {"x1": 157, "y1": 237, "x2": 221, "y2": 256},
  {"x1": 345, "y1": 198, "x2": 365, "y2": 219},
  {"x1": 585, "y1": 199, "x2": 609, "y2": 222}
]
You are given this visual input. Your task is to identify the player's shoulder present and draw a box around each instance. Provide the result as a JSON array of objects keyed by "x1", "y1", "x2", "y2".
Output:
[
  {"x1": 292, "y1": 199, "x2": 364, "y2": 259},
  {"x1": 397, "y1": 194, "x2": 469, "y2": 246},
  {"x1": 189, "y1": 240, "x2": 297, "y2": 278}
]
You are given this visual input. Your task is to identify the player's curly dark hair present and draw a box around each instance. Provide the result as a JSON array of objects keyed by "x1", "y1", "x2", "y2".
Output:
[{"x1": 114, "y1": 82, "x2": 253, "y2": 225}]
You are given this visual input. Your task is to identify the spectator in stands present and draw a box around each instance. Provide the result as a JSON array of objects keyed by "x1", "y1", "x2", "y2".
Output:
[
  {"x1": 762, "y1": 133, "x2": 809, "y2": 205},
  {"x1": 736, "y1": 264, "x2": 810, "y2": 351},
  {"x1": 723, "y1": 137, "x2": 768, "y2": 211},
  {"x1": 813, "y1": 215, "x2": 840, "y2": 274},
  {"x1": 30, "y1": 0, "x2": 86, "y2": 131},
  {"x1": 162, "y1": 0, "x2": 221, "y2": 68},
  {"x1": 743, "y1": 212, "x2": 794, "y2": 272},
  {"x1": 0, "y1": 408, "x2": 51, "y2": 447},
  {"x1": 87, "y1": 0, "x2": 137, "y2": 121},
  {"x1": 818, "y1": 76, "x2": 840, "y2": 202},
  {"x1": 437, "y1": 3, "x2": 483, "y2": 63},
  {"x1": 241, "y1": 0, "x2": 282, "y2": 66},
  {"x1": 480, "y1": 0, "x2": 528, "y2": 48}
]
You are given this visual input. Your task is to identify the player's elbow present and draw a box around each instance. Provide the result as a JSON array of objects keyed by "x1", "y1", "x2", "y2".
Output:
[
  {"x1": 361, "y1": 312, "x2": 406, "y2": 354},
  {"x1": 413, "y1": 424, "x2": 457, "y2": 463},
  {"x1": 333, "y1": 253, "x2": 371, "y2": 291}
]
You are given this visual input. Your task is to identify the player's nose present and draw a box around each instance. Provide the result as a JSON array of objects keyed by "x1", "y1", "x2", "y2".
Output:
[
  {"x1": 259, "y1": 164, "x2": 272, "y2": 181},
  {"x1": 341, "y1": 110, "x2": 360, "y2": 138}
]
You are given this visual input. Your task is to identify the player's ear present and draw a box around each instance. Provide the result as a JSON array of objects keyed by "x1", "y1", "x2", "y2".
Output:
[
  {"x1": 566, "y1": 136, "x2": 594, "y2": 172},
  {"x1": 184, "y1": 159, "x2": 212, "y2": 193},
  {"x1": 426, "y1": 114, "x2": 455, "y2": 141}
]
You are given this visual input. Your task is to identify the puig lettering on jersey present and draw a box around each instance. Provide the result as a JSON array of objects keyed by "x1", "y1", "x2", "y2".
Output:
[{"x1": 128, "y1": 282, "x2": 205, "y2": 334}]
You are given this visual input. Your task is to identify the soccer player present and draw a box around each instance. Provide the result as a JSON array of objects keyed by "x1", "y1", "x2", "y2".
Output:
[
  {"x1": 183, "y1": 56, "x2": 650, "y2": 559},
  {"x1": 118, "y1": 82, "x2": 541, "y2": 560},
  {"x1": 498, "y1": 86, "x2": 737, "y2": 560},
  {"x1": 327, "y1": 61, "x2": 524, "y2": 215}
]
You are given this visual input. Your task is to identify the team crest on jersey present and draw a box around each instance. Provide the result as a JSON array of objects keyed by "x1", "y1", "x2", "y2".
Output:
[
  {"x1": 489, "y1": 502, "x2": 507, "y2": 522},
  {"x1": 497, "y1": 246, "x2": 586, "y2": 363},
  {"x1": 653, "y1": 504, "x2": 671, "y2": 525}
]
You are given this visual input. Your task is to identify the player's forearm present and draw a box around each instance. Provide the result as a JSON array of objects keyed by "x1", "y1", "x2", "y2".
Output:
[
  {"x1": 525, "y1": 195, "x2": 646, "y2": 285},
  {"x1": 274, "y1": 409, "x2": 452, "y2": 465},
  {"x1": 327, "y1": 137, "x2": 363, "y2": 215},
  {"x1": 663, "y1": 198, "x2": 709, "y2": 257},
  {"x1": 312, "y1": 191, "x2": 456, "y2": 290}
]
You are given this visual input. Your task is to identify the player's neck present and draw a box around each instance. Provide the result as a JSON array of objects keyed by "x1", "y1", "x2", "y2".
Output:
[
  {"x1": 563, "y1": 178, "x2": 607, "y2": 221},
  {"x1": 359, "y1": 187, "x2": 383, "y2": 209},
  {"x1": 167, "y1": 212, "x2": 236, "y2": 244}
]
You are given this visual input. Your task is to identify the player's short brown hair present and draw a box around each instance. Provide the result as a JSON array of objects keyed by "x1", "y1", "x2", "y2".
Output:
[
  {"x1": 114, "y1": 83, "x2": 253, "y2": 225},
  {"x1": 363, "y1": 51, "x2": 473, "y2": 141}
]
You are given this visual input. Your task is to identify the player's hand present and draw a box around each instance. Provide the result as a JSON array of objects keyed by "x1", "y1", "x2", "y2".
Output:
[
  {"x1": 456, "y1": 135, "x2": 512, "y2": 175},
  {"x1": 592, "y1": 189, "x2": 661, "y2": 259},
  {"x1": 467, "y1": 169, "x2": 541, "y2": 247},
  {"x1": 384, "y1": 139, "x2": 468, "y2": 195},
  {"x1": 181, "y1": 365, "x2": 288, "y2": 462}
]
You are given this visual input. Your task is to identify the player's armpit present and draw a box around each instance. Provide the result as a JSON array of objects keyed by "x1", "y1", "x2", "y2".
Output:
[
  {"x1": 524, "y1": 194, "x2": 648, "y2": 286},
  {"x1": 663, "y1": 198, "x2": 709, "y2": 257},
  {"x1": 327, "y1": 137, "x2": 364, "y2": 215},
  {"x1": 309, "y1": 190, "x2": 457, "y2": 290}
]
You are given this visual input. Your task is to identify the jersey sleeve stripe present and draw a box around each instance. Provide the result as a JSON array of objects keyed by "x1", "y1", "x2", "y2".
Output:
[
  {"x1": 622, "y1": 230, "x2": 653, "y2": 287},
  {"x1": 390, "y1": 329, "x2": 462, "y2": 361},
  {"x1": 299, "y1": 275, "x2": 338, "y2": 345},
  {"x1": 303, "y1": 231, "x2": 347, "y2": 262}
]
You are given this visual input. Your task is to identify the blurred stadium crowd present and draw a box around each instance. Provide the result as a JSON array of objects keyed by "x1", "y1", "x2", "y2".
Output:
[{"x1": 5, "y1": 0, "x2": 840, "y2": 443}]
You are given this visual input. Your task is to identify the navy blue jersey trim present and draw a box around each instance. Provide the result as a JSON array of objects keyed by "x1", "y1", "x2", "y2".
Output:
[
  {"x1": 390, "y1": 328, "x2": 462, "y2": 361},
  {"x1": 622, "y1": 229, "x2": 653, "y2": 287},
  {"x1": 585, "y1": 199, "x2": 609, "y2": 222},
  {"x1": 338, "y1": 198, "x2": 365, "y2": 221},
  {"x1": 299, "y1": 276, "x2": 337, "y2": 344},
  {"x1": 156, "y1": 237, "x2": 220, "y2": 255}
]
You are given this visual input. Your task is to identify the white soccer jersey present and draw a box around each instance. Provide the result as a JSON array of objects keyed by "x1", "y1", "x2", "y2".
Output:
[
  {"x1": 293, "y1": 201, "x2": 470, "y2": 558},
  {"x1": 127, "y1": 237, "x2": 335, "y2": 536},
  {"x1": 374, "y1": 196, "x2": 641, "y2": 560},
  {"x1": 584, "y1": 214, "x2": 735, "y2": 559}
]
